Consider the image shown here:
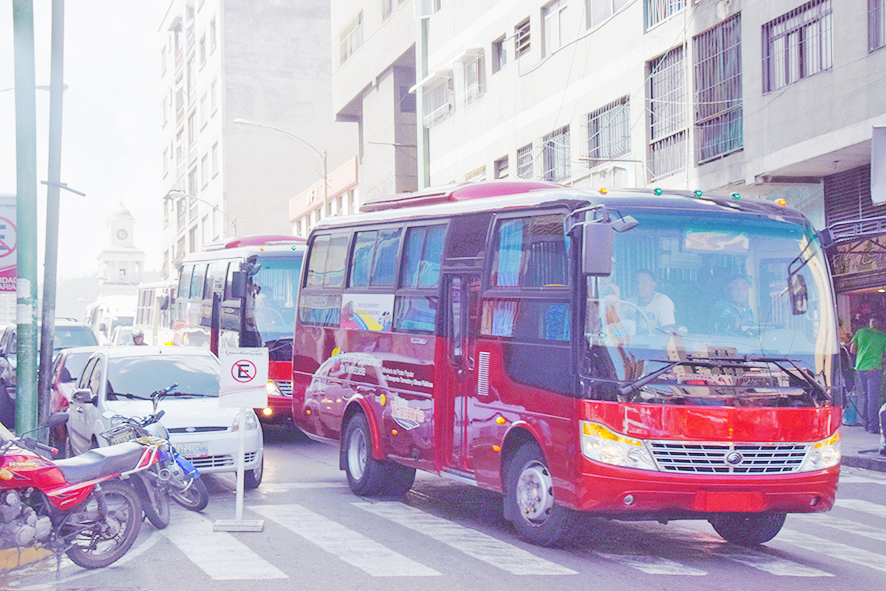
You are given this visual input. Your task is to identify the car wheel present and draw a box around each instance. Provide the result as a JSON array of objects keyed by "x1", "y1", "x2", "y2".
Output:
[
  {"x1": 503, "y1": 443, "x2": 574, "y2": 547},
  {"x1": 244, "y1": 454, "x2": 263, "y2": 489}
]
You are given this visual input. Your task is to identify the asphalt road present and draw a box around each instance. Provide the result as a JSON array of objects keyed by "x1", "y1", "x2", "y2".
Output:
[{"x1": 4, "y1": 425, "x2": 886, "y2": 591}]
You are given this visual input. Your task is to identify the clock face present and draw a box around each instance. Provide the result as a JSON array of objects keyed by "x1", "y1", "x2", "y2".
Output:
[{"x1": 116, "y1": 228, "x2": 129, "y2": 241}]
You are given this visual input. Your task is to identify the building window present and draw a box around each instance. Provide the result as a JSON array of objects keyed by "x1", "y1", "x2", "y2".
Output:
[
  {"x1": 495, "y1": 156, "x2": 509, "y2": 179},
  {"x1": 202, "y1": 214, "x2": 210, "y2": 245},
  {"x1": 382, "y1": 0, "x2": 395, "y2": 20},
  {"x1": 422, "y1": 73, "x2": 454, "y2": 128},
  {"x1": 211, "y1": 142, "x2": 218, "y2": 177},
  {"x1": 584, "y1": 96, "x2": 630, "y2": 167},
  {"x1": 199, "y1": 36, "x2": 206, "y2": 67},
  {"x1": 694, "y1": 14, "x2": 743, "y2": 164},
  {"x1": 161, "y1": 45, "x2": 167, "y2": 75},
  {"x1": 213, "y1": 208, "x2": 222, "y2": 239},
  {"x1": 517, "y1": 144, "x2": 533, "y2": 179},
  {"x1": 336, "y1": 194, "x2": 343, "y2": 215},
  {"x1": 644, "y1": 0, "x2": 687, "y2": 31},
  {"x1": 762, "y1": 0, "x2": 833, "y2": 94},
  {"x1": 210, "y1": 80, "x2": 217, "y2": 114},
  {"x1": 200, "y1": 94, "x2": 207, "y2": 128},
  {"x1": 339, "y1": 11, "x2": 364, "y2": 65},
  {"x1": 463, "y1": 53, "x2": 484, "y2": 105},
  {"x1": 189, "y1": 226, "x2": 198, "y2": 254},
  {"x1": 187, "y1": 112, "x2": 196, "y2": 162},
  {"x1": 543, "y1": 0, "x2": 567, "y2": 56},
  {"x1": 210, "y1": 19, "x2": 216, "y2": 53},
  {"x1": 349, "y1": 188, "x2": 357, "y2": 214},
  {"x1": 161, "y1": 99, "x2": 167, "y2": 127},
  {"x1": 187, "y1": 57, "x2": 195, "y2": 106},
  {"x1": 515, "y1": 19, "x2": 531, "y2": 58},
  {"x1": 588, "y1": 0, "x2": 629, "y2": 29},
  {"x1": 400, "y1": 87, "x2": 416, "y2": 113},
  {"x1": 177, "y1": 198, "x2": 186, "y2": 232},
  {"x1": 542, "y1": 126, "x2": 570, "y2": 182},
  {"x1": 175, "y1": 128, "x2": 185, "y2": 177},
  {"x1": 871, "y1": 0, "x2": 886, "y2": 52},
  {"x1": 492, "y1": 35, "x2": 507, "y2": 73},
  {"x1": 201, "y1": 155, "x2": 209, "y2": 187},
  {"x1": 188, "y1": 169, "x2": 198, "y2": 206},
  {"x1": 647, "y1": 46, "x2": 687, "y2": 180}
]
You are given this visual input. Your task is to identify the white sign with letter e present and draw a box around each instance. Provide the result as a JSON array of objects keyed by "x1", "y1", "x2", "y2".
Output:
[{"x1": 219, "y1": 347, "x2": 268, "y2": 408}]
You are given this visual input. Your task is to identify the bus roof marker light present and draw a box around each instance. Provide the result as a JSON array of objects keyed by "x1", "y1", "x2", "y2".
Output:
[
  {"x1": 731, "y1": 193, "x2": 741, "y2": 200},
  {"x1": 693, "y1": 190, "x2": 703, "y2": 198},
  {"x1": 654, "y1": 188, "x2": 663, "y2": 196},
  {"x1": 776, "y1": 198, "x2": 787, "y2": 206},
  {"x1": 599, "y1": 188, "x2": 608, "y2": 194}
]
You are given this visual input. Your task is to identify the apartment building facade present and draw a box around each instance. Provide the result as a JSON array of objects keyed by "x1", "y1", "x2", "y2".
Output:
[{"x1": 158, "y1": 0, "x2": 356, "y2": 280}]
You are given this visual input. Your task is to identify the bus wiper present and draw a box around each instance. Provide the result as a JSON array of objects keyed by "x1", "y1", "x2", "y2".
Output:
[
  {"x1": 743, "y1": 355, "x2": 829, "y2": 401},
  {"x1": 619, "y1": 360, "x2": 682, "y2": 397}
]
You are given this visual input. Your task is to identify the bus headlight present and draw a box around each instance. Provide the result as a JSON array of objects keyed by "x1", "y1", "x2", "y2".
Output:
[
  {"x1": 580, "y1": 422, "x2": 658, "y2": 471},
  {"x1": 266, "y1": 380, "x2": 282, "y2": 397},
  {"x1": 799, "y1": 430, "x2": 841, "y2": 472}
]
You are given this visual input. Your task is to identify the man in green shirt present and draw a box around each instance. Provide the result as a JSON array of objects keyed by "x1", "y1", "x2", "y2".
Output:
[{"x1": 850, "y1": 317, "x2": 886, "y2": 433}]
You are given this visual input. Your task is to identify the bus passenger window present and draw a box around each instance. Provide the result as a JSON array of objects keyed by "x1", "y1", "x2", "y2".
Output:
[
  {"x1": 401, "y1": 225, "x2": 446, "y2": 288},
  {"x1": 370, "y1": 229, "x2": 401, "y2": 286},
  {"x1": 306, "y1": 235, "x2": 331, "y2": 287},
  {"x1": 190, "y1": 264, "x2": 208, "y2": 299},
  {"x1": 178, "y1": 265, "x2": 193, "y2": 300},
  {"x1": 393, "y1": 296, "x2": 438, "y2": 332},
  {"x1": 491, "y1": 214, "x2": 568, "y2": 288}
]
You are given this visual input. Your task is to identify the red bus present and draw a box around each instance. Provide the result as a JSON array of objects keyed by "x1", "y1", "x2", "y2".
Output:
[
  {"x1": 291, "y1": 181, "x2": 841, "y2": 547},
  {"x1": 175, "y1": 235, "x2": 305, "y2": 424}
]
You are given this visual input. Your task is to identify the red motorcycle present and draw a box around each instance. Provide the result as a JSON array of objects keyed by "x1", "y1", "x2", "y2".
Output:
[{"x1": 0, "y1": 413, "x2": 161, "y2": 569}]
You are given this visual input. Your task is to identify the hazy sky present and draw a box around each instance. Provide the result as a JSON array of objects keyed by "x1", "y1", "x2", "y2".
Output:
[{"x1": 1, "y1": 1, "x2": 163, "y2": 280}]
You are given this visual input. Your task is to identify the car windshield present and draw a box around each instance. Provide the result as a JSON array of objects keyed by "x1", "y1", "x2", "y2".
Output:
[
  {"x1": 105, "y1": 355, "x2": 220, "y2": 400},
  {"x1": 582, "y1": 210, "x2": 838, "y2": 404},
  {"x1": 53, "y1": 326, "x2": 99, "y2": 351},
  {"x1": 244, "y1": 254, "x2": 301, "y2": 344}
]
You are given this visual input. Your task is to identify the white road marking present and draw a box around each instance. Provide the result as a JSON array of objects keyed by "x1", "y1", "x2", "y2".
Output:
[
  {"x1": 795, "y1": 513, "x2": 886, "y2": 542},
  {"x1": 354, "y1": 501, "x2": 577, "y2": 575},
  {"x1": 838, "y1": 475, "x2": 886, "y2": 485},
  {"x1": 160, "y1": 510, "x2": 287, "y2": 580},
  {"x1": 713, "y1": 546, "x2": 833, "y2": 577},
  {"x1": 258, "y1": 483, "x2": 350, "y2": 493},
  {"x1": 252, "y1": 504, "x2": 440, "y2": 577},
  {"x1": 835, "y1": 498, "x2": 886, "y2": 519},
  {"x1": 595, "y1": 552, "x2": 706, "y2": 575},
  {"x1": 778, "y1": 529, "x2": 886, "y2": 573}
]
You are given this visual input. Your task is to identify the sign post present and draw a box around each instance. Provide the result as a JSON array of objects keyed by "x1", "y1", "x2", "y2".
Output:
[{"x1": 213, "y1": 347, "x2": 267, "y2": 532}]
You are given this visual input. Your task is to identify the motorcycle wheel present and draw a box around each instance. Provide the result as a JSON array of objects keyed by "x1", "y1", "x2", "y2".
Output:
[
  {"x1": 170, "y1": 477, "x2": 209, "y2": 512},
  {"x1": 142, "y1": 484, "x2": 171, "y2": 529},
  {"x1": 65, "y1": 480, "x2": 142, "y2": 569}
]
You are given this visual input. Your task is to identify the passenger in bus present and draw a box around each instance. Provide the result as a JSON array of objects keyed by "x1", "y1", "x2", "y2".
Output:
[
  {"x1": 626, "y1": 270, "x2": 676, "y2": 334},
  {"x1": 714, "y1": 274, "x2": 756, "y2": 335}
]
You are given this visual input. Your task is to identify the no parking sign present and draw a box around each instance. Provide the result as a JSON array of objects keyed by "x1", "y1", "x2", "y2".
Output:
[{"x1": 219, "y1": 347, "x2": 268, "y2": 408}]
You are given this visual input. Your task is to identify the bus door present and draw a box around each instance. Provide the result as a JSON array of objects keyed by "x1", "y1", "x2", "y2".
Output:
[{"x1": 443, "y1": 273, "x2": 481, "y2": 473}]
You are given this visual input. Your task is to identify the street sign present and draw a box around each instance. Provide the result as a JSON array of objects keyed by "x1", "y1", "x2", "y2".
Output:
[
  {"x1": 219, "y1": 347, "x2": 268, "y2": 408},
  {"x1": 0, "y1": 197, "x2": 17, "y2": 292}
]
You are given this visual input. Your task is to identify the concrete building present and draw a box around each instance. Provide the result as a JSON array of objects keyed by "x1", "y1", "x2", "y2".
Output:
[{"x1": 158, "y1": 0, "x2": 357, "y2": 280}]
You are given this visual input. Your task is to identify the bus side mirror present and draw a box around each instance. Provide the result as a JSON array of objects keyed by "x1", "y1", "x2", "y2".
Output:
[
  {"x1": 582, "y1": 222, "x2": 613, "y2": 276},
  {"x1": 789, "y1": 273, "x2": 808, "y2": 315},
  {"x1": 231, "y1": 271, "x2": 247, "y2": 299}
]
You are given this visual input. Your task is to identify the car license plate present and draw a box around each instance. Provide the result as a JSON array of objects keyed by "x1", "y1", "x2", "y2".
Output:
[{"x1": 177, "y1": 442, "x2": 209, "y2": 458}]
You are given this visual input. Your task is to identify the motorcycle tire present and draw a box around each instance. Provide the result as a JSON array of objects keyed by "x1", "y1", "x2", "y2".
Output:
[
  {"x1": 170, "y1": 477, "x2": 209, "y2": 512},
  {"x1": 143, "y1": 485, "x2": 171, "y2": 529},
  {"x1": 65, "y1": 480, "x2": 142, "y2": 569}
]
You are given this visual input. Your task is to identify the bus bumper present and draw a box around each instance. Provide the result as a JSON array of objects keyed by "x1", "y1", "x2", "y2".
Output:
[{"x1": 571, "y1": 459, "x2": 839, "y2": 516}]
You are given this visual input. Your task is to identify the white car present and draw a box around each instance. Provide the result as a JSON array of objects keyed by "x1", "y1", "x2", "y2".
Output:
[{"x1": 65, "y1": 346, "x2": 263, "y2": 488}]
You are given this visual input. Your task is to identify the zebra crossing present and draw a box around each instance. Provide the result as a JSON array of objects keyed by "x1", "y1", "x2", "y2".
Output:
[{"x1": 25, "y1": 469, "x2": 886, "y2": 586}]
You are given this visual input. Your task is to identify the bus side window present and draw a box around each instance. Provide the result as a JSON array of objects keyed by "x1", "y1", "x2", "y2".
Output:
[
  {"x1": 190, "y1": 264, "x2": 208, "y2": 300},
  {"x1": 178, "y1": 265, "x2": 193, "y2": 300},
  {"x1": 203, "y1": 262, "x2": 218, "y2": 300}
]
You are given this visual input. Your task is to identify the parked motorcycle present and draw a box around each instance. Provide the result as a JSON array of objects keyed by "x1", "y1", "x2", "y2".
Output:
[
  {"x1": 100, "y1": 383, "x2": 209, "y2": 517},
  {"x1": 0, "y1": 413, "x2": 158, "y2": 569}
]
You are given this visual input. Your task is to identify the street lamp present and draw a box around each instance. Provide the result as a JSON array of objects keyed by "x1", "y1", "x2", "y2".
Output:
[
  {"x1": 232, "y1": 118, "x2": 328, "y2": 218},
  {"x1": 164, "y1": 189, "x2": 237, "y2": 235}
]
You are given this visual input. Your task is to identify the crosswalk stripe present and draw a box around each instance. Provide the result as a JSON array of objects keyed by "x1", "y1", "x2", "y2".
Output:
[
  {"x1": 778, "y1": 529, "x2": 886, "y2": 573},
  {"x1": 712, "y1": 546, "x2": 833, "y2": 577},
  {"x1": 838, "y1": 475, "x2": 886, "y2": 485},
  {"x1": 594, "y1": 552, "x2": 706, "y2": 575},
  {"x1": 834, "y1": 498, "x2": 886, "y2": 519},
  {"x1": 354, "y1": 501, "x2": 577, "y2": 575},
  {"x1": 795, "y1": 513, "x2": 886, "y2": 542},
  {"x1": 160, "y1": 511, "x2": 287, "y2": 580},
  {"x1": 258, "y1": 483, "x2": 350, "y2": 493},
  {"x1": 252, "y1": 504, "x2": 440, "y2": 577}
]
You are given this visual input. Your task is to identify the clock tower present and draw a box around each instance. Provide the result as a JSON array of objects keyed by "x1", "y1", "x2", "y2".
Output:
[{"x1": 97, "y1": 202, "x2": 145, "y2": 292}]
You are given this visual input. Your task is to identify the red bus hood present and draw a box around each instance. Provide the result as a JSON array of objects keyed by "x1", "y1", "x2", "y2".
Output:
[{"x1": 580, "y1": 401, "x2": 841, "y2": 442}]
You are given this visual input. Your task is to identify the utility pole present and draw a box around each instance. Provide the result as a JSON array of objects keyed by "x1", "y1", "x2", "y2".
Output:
[
  {"x1": 12, "y1": 0, "x2": 39, "y2": 434},
  {"x1": 38, "y1": 0, "x2": 66, "y2": 432}
]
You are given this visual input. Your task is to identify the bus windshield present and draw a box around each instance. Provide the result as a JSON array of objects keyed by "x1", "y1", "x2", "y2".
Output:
[
  {"x1": 245, "y1": 255, "x2": 300, "y2": 344},
  {"x1": 583, "y1": 211, "x2": 837, "y2": 404}
]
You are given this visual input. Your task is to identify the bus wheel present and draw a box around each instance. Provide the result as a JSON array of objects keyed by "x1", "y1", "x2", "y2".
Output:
[
  {"x1": 504, "y1": 443, "x2": 573, "y2": 547},
  {"x1": 344, "y1": 413, "x2": 389, "y2": 496},
  {"x1": 709, "y1": 512, "x2": 786, "y2": 546}
]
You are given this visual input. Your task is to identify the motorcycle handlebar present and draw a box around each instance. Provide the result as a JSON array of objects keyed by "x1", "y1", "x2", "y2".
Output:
[{"x1": 19, "y1": 437, "x2": 58, "y2": 456}]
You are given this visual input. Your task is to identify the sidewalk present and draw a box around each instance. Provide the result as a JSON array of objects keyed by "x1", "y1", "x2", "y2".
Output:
[{"x1": 840, "y1": 423, "x2": 886, "y2": 472}]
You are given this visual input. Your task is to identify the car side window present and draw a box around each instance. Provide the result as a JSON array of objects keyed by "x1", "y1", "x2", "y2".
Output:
[{"x1": 77, "y1": 358, "x2": 98, "y2": 390}]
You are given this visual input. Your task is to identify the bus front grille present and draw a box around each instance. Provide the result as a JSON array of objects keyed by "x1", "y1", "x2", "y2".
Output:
[
  {"x1": 648, "y1": 441, "x2": 809, "y2": 474},
  {"x1": 275, "y1": 380, "x2": 293, "y2": 396}
]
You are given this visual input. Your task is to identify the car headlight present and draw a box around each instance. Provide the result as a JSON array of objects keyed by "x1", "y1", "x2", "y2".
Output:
[
  {"x1": 799, "y1": 430, "x2": 841, "y2": 472},
  {"x1": 580, "y1": 421, "x2": 658, "y2": 471},
  {"x1": 266, "y1": 380, "x2": 282, "y2": 397},
  {"x1": 232, "y1": 410, "x2": 259, "y2": 431}
]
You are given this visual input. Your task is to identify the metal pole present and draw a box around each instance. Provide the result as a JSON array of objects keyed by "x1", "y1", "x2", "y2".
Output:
[
  {"x1": 322, "y1": 150, "x2": 328, "y2": 218},
  {"x1": 13, "y1": 0, "x2": 39, "y2": 434},
  {"x1": 416, "y1": 17, "x2": 430, "y2": 189},
  {"x1": 38, "y1": 0, "x2": 65, "y2": 434}
]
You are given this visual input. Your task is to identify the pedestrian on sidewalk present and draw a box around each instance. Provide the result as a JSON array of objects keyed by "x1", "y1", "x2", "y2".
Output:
[{"x1": 849, "y1": 316, "x2": 886, "y2": 434}]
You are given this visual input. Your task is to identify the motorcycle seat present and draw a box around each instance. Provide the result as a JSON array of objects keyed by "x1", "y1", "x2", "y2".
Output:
[{"x1": 54, "y1": 442, "x2": 148, "y2": 484}]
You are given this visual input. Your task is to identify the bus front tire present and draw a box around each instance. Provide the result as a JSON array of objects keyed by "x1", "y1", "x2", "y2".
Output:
[
  {"x1": 504, "y1": 443, "x2": 573, "y2": 547},
  {"x1": 343, "y1": 413, "x2": 415, "y2": 497},
  {"x1": 709, "y1": 512, "x2": 786, "y2": 546}
]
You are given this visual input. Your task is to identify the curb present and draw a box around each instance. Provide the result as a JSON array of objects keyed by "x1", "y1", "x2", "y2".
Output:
[
  {"x1": 843, "y1": 454, "x2": 886, "y2": 473},
  {"x1": 0, "y1": 547, "x2": 52, "y2": 574}
]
